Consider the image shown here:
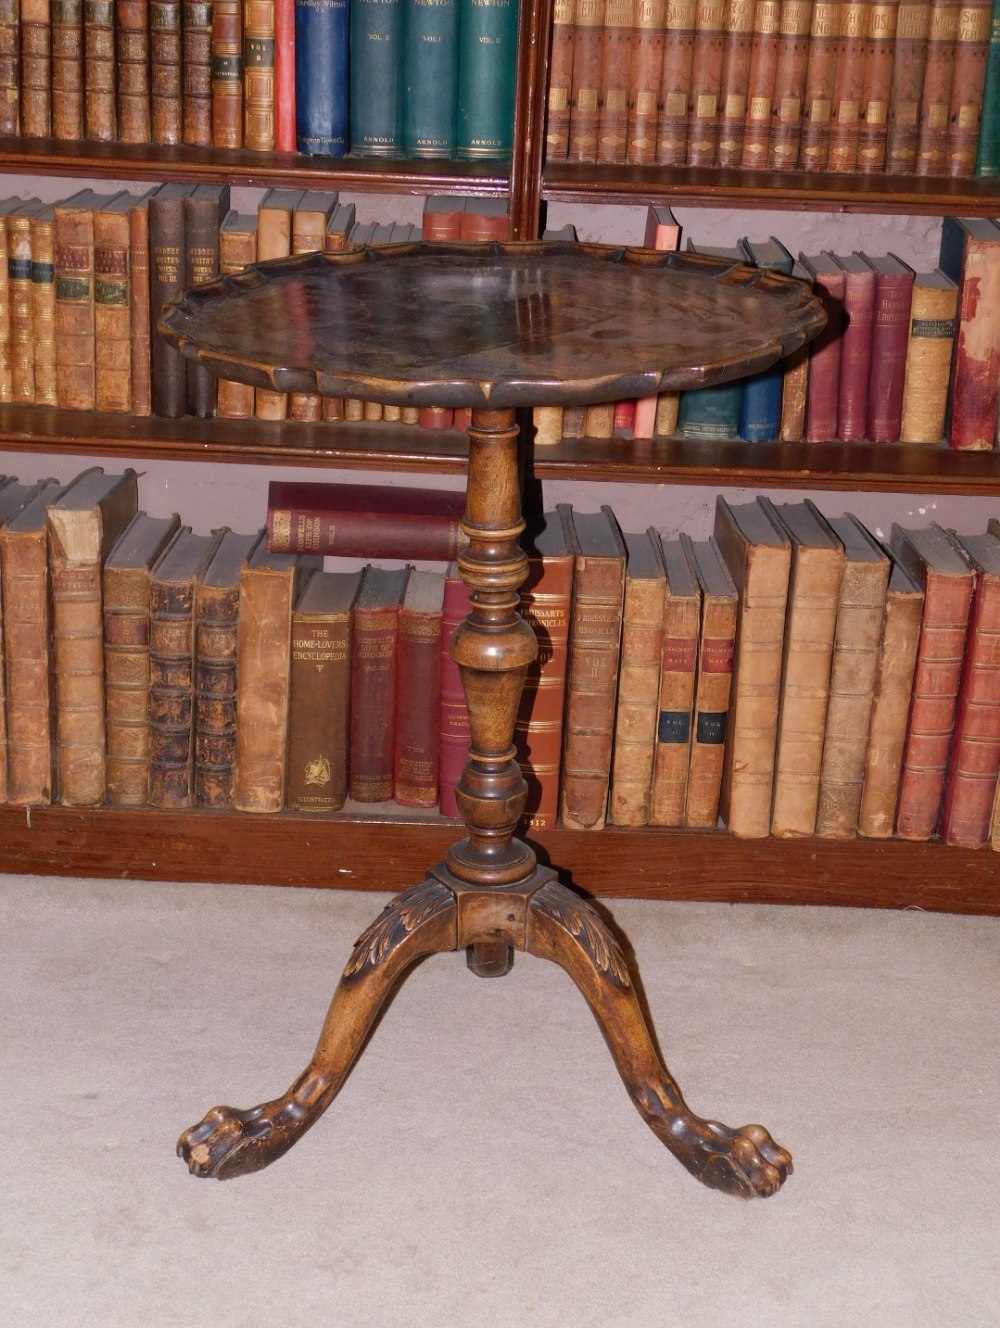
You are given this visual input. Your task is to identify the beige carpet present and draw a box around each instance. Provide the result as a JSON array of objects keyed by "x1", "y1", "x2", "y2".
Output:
[{"x1": 2, "y1": 872, "x2": 997, "y2": 1327}]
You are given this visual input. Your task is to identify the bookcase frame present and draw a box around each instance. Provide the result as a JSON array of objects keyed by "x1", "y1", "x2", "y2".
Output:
[{"x1": 2, "y1": 0, "x2": 1000, "y2": 914}]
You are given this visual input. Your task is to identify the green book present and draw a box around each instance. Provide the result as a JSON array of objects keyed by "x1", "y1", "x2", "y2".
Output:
[
  {"x1": 349, "y1": 0, "x2": 404, "y2": 156},
  {"x1": 677, "y1": 242, "x2": 745, "y2": 440},
  {"x1": 977, "y1": 0, "x2": 1000, "y2": 175},
  {"x1": 456, "y1": 0, "x2": 520, "y2": 160},
  {"x1": 402, "y1": 0, "x2": 460, "y2": 157}
]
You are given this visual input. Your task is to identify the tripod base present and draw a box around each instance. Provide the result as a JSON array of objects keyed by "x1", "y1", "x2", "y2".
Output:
[{"x1": 178, "y1": 871, "x2": 791, "y2": 1199}]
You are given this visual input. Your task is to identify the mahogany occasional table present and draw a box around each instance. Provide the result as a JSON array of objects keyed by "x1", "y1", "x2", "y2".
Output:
[{"x1": 160, "y1": 242, "x2": 824, "y2": 1199}]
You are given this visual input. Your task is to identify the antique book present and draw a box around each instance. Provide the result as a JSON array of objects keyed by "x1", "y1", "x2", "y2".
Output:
[
  {"x1": 627, "y1": 0, "x2": 668, "y2": 163},
  {"x1": 685, "y1": 0, "x2": 727, "y2": 168},
  {"x1": 285, "y1": 565, "x2": 362, "y2": 812},
  {"x1": 456, "y1": 0, "x2": 518, "y2": 159},
  {"x1": 216, "y1": 210, "x2": 257, "y2": 419},
  {"x1": 740, "y1": 0, "x2": 783, "y2": 168},
  {"x1": 103, "y1": 512, "x2": 183, "y2": 807},
  {"x1": 422, "y1": 194, "x2": 466, "y2": 239},
  {"x1": 814, "y1": 514, "x2": 891, "y2": 837},
  {"x1": 54, "y1": 189, "x2": 124, "y2": 412},
  {"x1": 737, "y1": 234, "x2": 794, "y2": 442},
  {"x1": 831, "y1": 252, "x2": 877, "y2": 443},
  {"x1": 714, "y1": 494, "x2": 792, "y2": 837},
  {"x1": 779, "y1": 259, "x2": 813, "y2": 442},
  {"x1": 684, "y1": 534, "x2": 739, "y2": 827},
  {"x1": 827, "y1": 0, "x2": 871, "y2": 173},
  {"x1": 128, "y1": 192, "x2": 153, "y2": 418},
  {"x1": 350, "y1": 0, "x2": 403, "y2": 157},
  {"x1": 273, "y1": 0, "x2": 296, "y2": 151},
  {"x1": 184, "y1": 184, "x2": 231, "y2": 418},
  {"x1": 857, "y1": 553, "x2": 923, "y2": 836},
  {"x1": 459, "y1": 199, "x2": 510, "y2": 241},
  {"x1": 799, "y1": 0, "x2": 842, "y2": 169},
  {"x1": 7, "y1": 201, "x2": 44, "y2": 406},
  {"x1": 149, "y1": 527, "x2": 227, "y2": 808},
  {"x1": 547, "y1": 0, "x2": 576, "y2": 161},
  {"x1": 0, "y1": 0, "x2": 17, "y2": 134},
  {"x1": 84, "y1": 0, "x2": 116, "y2": 140},
  {"x1": 402, "y1": 0, "x2": 459, "y2": 158},
  {"x1": 182, "y1": 0, "x2": 215, "y2": 146},
  {"x1": 296, "y1": 0, "x2": 349, "y2": 156},
  {"x1": 595, "y1": 0, "x2": 633, "y2": 163},
  {"x1": 798, "y1": 250, "x2": 846, "y2": 441},
  {"x1": 678, "y1": 242, "x2": 745, "y2": 439},
  {"x1": 766, "y1": 0, "x2": 813, "y2": 170},
  {"x1": 21, "y1": 0, "x2": 52, "y2": 138},
  {"x1": 288, "y1": 191, "x2": 338, "y2": 422},
  {"x1": 116, "y1": 0, "x2": 151, "y2": 143},
  {"x1": 94, "y1": 191, "x2": 145, "y2": 415},
  {"x1": 349, "y1": 564, "x2": 410, "y2": 803},
  {"x1": 655, "y1": 0, "x2": 697, "y2": 165},
  {"x1": 244, "y1": 0, "x2": 277, "y2": 150},
  {"x1": 558, "y1": 504, "x2": 627, "y2": 830},
  {"x1": 976, "y1": 0, "x2": 1000, "y2": 174},
  {"x1": 890, "y1": 522, "x2": 975, "y2": 839},
  {"x1": 29, "y1": 204, "x2": 57, "y2": 407},
  {"x1": 211, "y1": 0, "x2": 244, "y2": 148},
  {"x1": 255, "y1": 187, "x2": 303, "y2": 419},
  {"x1": 233, "y1": 542, "x2": 320, "y2": 812},
  {"x1": 938, "y1": 530, "x2": 1000, "y2": 847},
  {"x1": 609, "y1": 528, "x2": 667, "y2": 826},
  {"x1": 394, "y1": 569, "x2": 446, "y2": 807},
  {"x1": 151, "y1": 0, "x2": 183, "y2": 144},
  {"x1": 149, "y1": 183, "x2": 196, "y2": 418},
  {"x1": 194, "y1": 528, "x2": 265, "y2": 808},
  {"x1": 51, "y1": 0, "x2": 83, "y2": 140},
  {"x1": 766, "y1": 498, "x2": 845, "y2": 838},
  {"x1": 885, "y1": 0, "x2": 931, "y2": 172},
  {"x1": 266, "y1": 480, "x2": 466, "y2": 560},
  {"x1": 1, "y1": 478, "x2": 68, "y2": 805},
  {"x1": 862, "y1": 252, "x2": 915, "y2": 442},
  {"x1": 648, "y1": 535, "x2": 700, "y2": 825},
  {"x1": 0, "y1": 196, "x2": 20, "y2": 404},
  {"x1": 438, "y1": 561, "x2": 472, "y2": 818},
  {"x1": 898, "y1": 269, "x2": 959, "y2": 443},
  {"x1": 47, "y1": 468, "x2": 140, "y2": 806},
  {"x1": 716, "y1": 0, "x2": 756, "y2": 166},
  {"x1": 514, "y1": 510, "x2": 574, "y2": 831},
  {"x1": 915, "y1": 0, "x2": 960, "y2": 174},
  {"x1": 856, "y1": 0, "x2": 899, "y2": 171},
  {"x1": 938, "y1": 215, "x2": 1000, "y2": 451},
  {"x1": 634, "y1": 203, "x2": 682, "y2": 439}
]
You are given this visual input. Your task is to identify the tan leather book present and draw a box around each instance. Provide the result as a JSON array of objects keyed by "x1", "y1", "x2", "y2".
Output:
[
  {"x1": 898, "y1": 269, "x2": 958, "y2": 443},
  {"x1": 211, "y1": 0, "x2": 244, "y2": 147},
  {"x1": 0, "y1": 198, "x2": 14, "y2": 405},
  {"x1": 686, "y1": 0, "x2": 727, "y2": 166},
  {"x1": 944, "y1": 0, "x2": 992, "y2": 176},
  {"x1": 234, "y1": 543, "x2": 321, "y2": 813},
  {"x1": 766, "y1": 0, "x2": 813, "y2": 169},
  {"x1": 546, "y1": 0, "x2": 576, "y2": 160},
  {"x1": 814, "y1": 514, "x2": 891, "y2": 837},
  {"x1": 649, "y1": 535, "x2": 699, "y2": 825},
  {"x1": 244, "y1": 0, "x2": 277, "y2": 151},
  {"x1": 29, "y1": 205, "x2": 57, "y2": 408},
  {"x1": 128, "y1": 192, "x2": 152, "y2": 418},
  {"x1": 799, "y1": 0, "x2": 842, "y2": 169},
  {"x1": 885, "y1": 0, "x2": 931, "y2": 172},
  {"x1": 84, "y1": 0, "x2": 116, "y2": 140},
  {"x1": 103, "y1": 512, "x2": 183, "y2": 806},
  {"x1": 597, "y1": 0, "x2": 634, "y2": 162},
  {"x1": 582, "y1": 400, "x2": 615, "y2": 437},
  {"x1": 95, "y1": 192, "x2": 144, "y2": 414},
  {"x1": 740, "y1": 0, "x2": 783, "y2": 168},
  {"x1": 827, "y1": 0, "x2": 871, "y2": 173},
  {"x1": 0, "y1": 0, "x2": 17, "y2": 134},
  {"x1": 568, "y1": 0, "x2": 606, "y2": 161},
  {"x1": 626, "y1": 0, "x2": 667, "y2": 164},
  {"x1": 7, "y1": 201, "x2": 45, "y2": 406},
  {"x1": 51, "y1": 0, "x2": 83, "y2": 140},
  {"x1": 532, "y1": 406, "x2": 564, "y2": 445},
  {"x1": 47, "y1": 468, "x2": 140, "y2": 806},
  {"x1": 609, "y1": 528, "x2": 667, "y2": 825},
  {"x1": 915, "y1": 0, "x2": 960, "y2": 175},
  {"x1": 194, "y1": 528, "x2": 265, "y2": 807},
  {"x1": 716, "y1": 0, "x2": 756, "y2": 165},
  {"x1": 856, "y1": 0, "x2": 899, "y2": 171},
  {"x1": 151, "y1": 0, "x2": 183, "y2": 144},
  {"x1": 183, "y1": 0, "x2": 214, "y2": 145},
  {"x1": 54, "y1": 189, "x2": 124, "y2": 411},
  {"x1": 255, "y1": 187, "x2": 304, "y2": 420},
  {"x1": 656, "y1": 0, "x2": 698, "y2": 164},
  {"x1": 684, "y1": 534, "x2": 739, "y2": 826},
  {"x1": 558, "y1": 504, "x2": 627, "y2": 830},
  {"x1": 21, "y1": 0, "x2": 52, "y2": 137},
  {"x1": 116, "y1": 0, "x2": 152, "y2": 142},
  {"x1": 217, "y1": 210, "x2": 258, "y2": 419},
  {"x1": 290, "y1": 191, "x2": 339, "y2": 422},
  {"x1": 1, "y1": 478, "x2": 69, "y2": 805},
  {"x1": 857, "y1": 554, "x2": 923, "y2": 836},
  {"x1": 714, "y1": 495, "x2": 791, "y2": 837},
  {"x1": 779, "y1": 258, "x2": 812, "y2": 441}
]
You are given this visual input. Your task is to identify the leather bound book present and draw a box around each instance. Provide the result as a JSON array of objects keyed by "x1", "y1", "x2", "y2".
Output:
[
  {"x1": 779, "y1": 258, "x2": 813, "y2": 441},
  {"x1": 84, "y1": 0, "x2": 116, "y2": 140},
  {"x1": 394, "y1": 569, "x2": 445, "y2": 807},
  {"x1": 716, "y1": 0, "x2": 756, "y2": 165},
  {"x1": 52, "y1": 0, "x2": 83, "y2": 140},
  {"x1": 103, "y1": 512, "x2": 183, "y2": 806},
  {"x1": 438, "y1": 561, "x2": 471, "y2": 818},
  {"x1": 686, "y1": 0, "x2": 726, "y2": 168},
  {"x1": 827, "y1": 0, "x2": 871, "y2": 173},
  {"x1": 766, "y1": 0, "x2": 813, "y2": 170},
  {"x1": 798, "y1": 250, "x2": 846, "y2": 442},
  {"x1": 1, "y1": 478, "x2": 68, "y2": 805},
  {"x1": 0, "y1": 197, "x2": 16, "y2": 404},
  {"x1": 273, "y1": 0, "x2": 296, "y2": 151},
  {"x1": 296, "y1": 0, "x2": 349, "y2": 156},
  {"x1": 862, "y1": 252, "x2": 915, "y2": 442},
  {"x1": 290, "y1": 191, "x2": 338, "y2": 422},
  {"x1": 626, "y1": 0, "x2": 666, "y2": 165},
  {"x1": 128, "y1": 193, "x2": 153, "y2": 418},
  {"x1": 266, "y1": 480, "x2": 465, "y2": 561},
  {"x1": 184, "y1": 184, "x2": 231, "y2": 419},
  {"x1": 609, "y1": 529, "x2": 667, "y2": 826},
  {"x1": 21, "y1": 0, "x2": 52, "y2": 138},
  {"x1": 0, "y1": 0, "x2": 17, "y2": 135},
  {"x1": 558, "y1": 504, "x2": 627, "y2": 831},
  {"x1": 814, "y1": 513, "x2": 891, "y2": 837},
  {"x1": 212, "y1": 0, "x2": 244, "y2": 148},
  {"x1": 915, "y1": 0, "x2": 960, "y2": 174},
  {"x1": 349, "y1": 564, "x2": 410, "y2": 803},
  {"x1": 766, "y1": 498, "x2": 845, "y2": 838},
  {"x1": 799, "y1": 0, "x2": 842, "y2": 169},
  {"x1": 899, "y1": 269, "x2": 958, "y2": 443},
  {"x1": 890, "y1": 522, "x2": 975, "y2": 840},
  {"x1": 7, "y1": 201, "x2": 44, "y2": 407},
  {"x1": 116, "y1": 1, "x2": 151, "y2": 143},
  {"x1": 151, "y1": 0, "x2": 183, "y2": 144},
  {"x1": 596, "y1": 0, "x2": 634, "y2": 162},
  {"x1": 255, "y1": 187, "x2": 303, "y2": 420},
  {"x1": 739, "y1": 0, "x2": 782, "y2": 168},
  {"x1": 350, "y1": 0, "x2": 403, "y2": 157},
  {"x1": 54, "y1": 189, "x2": 124, "y2": 412},
  {"x1": 216, "y1": 210, "x2": 257, "y2": 419},
  {"x1": 937, "y1": 216, "x2": 1000, "y2": 451},
  {"x1": 714, "y1": 494, "x2": 792, "y2": 837},
  {"x1": 648, "y1": 535, "x2": 699, "y2": 825},
  {"x1": 183, "y1": 0, "x2": 215, "y2": 146},
  {"x1": 938, "y1": 530, "x2": 1000, "y2": 846},
  {"x1": 459, "y1": 199, "x2": 510, "y2": 241},
  {"x1": 857, "y1": 552, "x2": 923, "y2": 837},
  {"x1": 95, "y1": 192, "x2": 145, "y2": 415},
  {"x1": 633, "y1": 204, "x2": 681, "y2": 439},
  {"x1": 856, "y1": 0, "x2": 899, "y2": 171},
  {"x1": 422, "y1": 194, "x2": 466, "y2": 239},
  {"x1": 547, "y1": 0, "x2": 576, "y2": 161},
  {"x1": 244, "y1": 0, "x2": 277, "y2": 150},
  {"x1": 47, "y1": 468, "x2": 140, "y2": 807},
  {"x1": 324, "y1": 201, "x2": 356, "y2": 252},
  {"x1": 149, "y1": 527, "x2": 227, "y2": 808},
  {"x1": 945, "y1": 0, "x2": 993, "y2": 175},
  {"x1": 149, "y1": 182, "x2": 195, "y2": 419},
  {"x1": 194, "y1": 528, "x2": 265, "y2": 808},
  {"x1": 402, "y1": 0, "x2": 460, "y2": 158},
  {"x1": 30, "y1": 205, "x2": 57, "y2": 408},
  {"x1": 831, "y1": 252, "x2": 877, "y2": 442},
  {"x1": 286, "y1": 566, "x2": 362, "y2": 812},
  {"x1": 655, "y1": 0, "x2": 697, "y2": 165},
  {"x1": 684, "y1": 535, "x2": 738, "y2": 827},
  {"x1": 885, "y1": 0, "x2": 931, "y2": 172}
]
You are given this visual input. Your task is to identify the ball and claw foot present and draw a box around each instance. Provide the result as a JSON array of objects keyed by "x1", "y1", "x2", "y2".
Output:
[{"x1": 177, "y1": 1099, "x2": 310, "y2": 1180}]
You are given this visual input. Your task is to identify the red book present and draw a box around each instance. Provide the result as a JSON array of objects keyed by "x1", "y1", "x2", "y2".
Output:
[
  {"x1": 418, "y1": 405, "x2": 456, "y2": 430},
  {"x1": 438, "y1": 562, "x2": 471, "y2": 818},
  {"x1": 273, "y1": 0, "x2": 296, "y2": 152},
  {"x1": 266, "y1": 481, "x2": 466, "y2": 561},
  {"x1": 394, "y1": 570, "x2": 445, "y2": 807},
  {"x1": 939, "y1": 531, "x2": 1000, "y2": 847},
  {"x1": 832, "y1": 253, "x2": 877, "y2": 443},
  {"x1": 862, "y1": 252, "x2": 915, "y2": 443},
  {"x1": 938, "y1": 216, "x2": 1000, "y2": 452},
  {"x1": 349, "y1": 565, "x2": 409, "y2": 803},
  {"x1": 890, "y1": 523, "x2": 976, "y2": 840},
  {"x1": 798, "y1": 251, "x2": 846, "y2": 442},
  {"x1": 422, "y1": 195, "x2": 466, "y2": 240},
  {"x1": 459, "y1": 199, "x2": 509, "y2": 241}
]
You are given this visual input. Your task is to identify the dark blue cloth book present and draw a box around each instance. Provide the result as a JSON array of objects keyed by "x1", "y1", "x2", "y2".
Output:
[
  {"x1": 295, "y1": 0, "x2": 349, "y2": 157},
  {"x1": 737, "y1": 236, "x2": 795, "y2": 443}
]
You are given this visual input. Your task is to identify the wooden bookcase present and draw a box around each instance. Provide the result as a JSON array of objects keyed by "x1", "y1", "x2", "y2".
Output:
[{"x1": 2, "y1": 0, "x2": 1000, "y2": 914}]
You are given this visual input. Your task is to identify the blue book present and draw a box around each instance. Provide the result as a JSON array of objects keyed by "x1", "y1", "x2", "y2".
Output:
[
  {"x1": 403, "y1": 0, "x2": 460, "y2": 157},
  {"x1": 678, "y1": 243, "x2": 745, "y2": 440},
  {"x1": 295, "y1": 0, "x2": 349, "y2": 157},
  {"x1": 350, "y1": 0, "x2": 405, "y2": 156},
  {"x1": 737, "y1": 236, "x2": 795, "y2": 443}
]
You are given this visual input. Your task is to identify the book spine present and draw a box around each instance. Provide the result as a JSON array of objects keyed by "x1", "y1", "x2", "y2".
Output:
[
  {"x1": 116, "y1": 1, "x2": 151, "y2": 143},
  {"x1": 285, "y1": 601, "x2": 353, "y2": 811},
  {"x1": 515, "y1": 555, "x2": 573, "y2": 832},
  {"x1": 857, "y1": 0, "x2": 899, "y2": 171},
  {"x1": 716, "y1": 0, "x2": 756, "y2": 165},
  {"x1": 655, "y1": 0, "x2": 697, "y2": 164},
  {"x1": 149, "y1": 577, "x2": 197, "y2": 808},
  {"x1": 394, "y1": 604, "x2": 443, "y2": 806},
  {"x1": 52, "y1": 0, "x2": 83, "y2": 140},
  {"x1": 780, "y1": 337, "x2": 810, "y2": 440},
  {"x1": 677, "y1": 381, "x2": 741, "y2": 438},
  {"x1": 866, "y1": 270, "x2": 914, "y2": 442},
  {"x1": 129, "y1": 198, "x2": 152, "y2": 418},
  {"x1": 547, "y1": 0, "x2": 576, "y2": 161},
  {"x1": 597, "y1": 0, "x2": 634, "y2": 162},
  {"x1": 217, "y1": 223, "x2": 257, "y2": 418},
  {"x1": 244, "y1": 0, "x2": 277, "y2": 150},
  {"x1": 194, "y1": 585, "x2": 242, "y2": 808},
  {"x1": 212, "y1": 0, "x2": 244, "y2": 147},
  {"x1": 0, "y1": 0, "x2": 16, "y2": 134},
  {"x1": 976, "y1": 0, "x2": 1000, "y2": 173},
  {"x1": 151, "y1": 0, "x2": 183, "y2": 144},
  {"x1": 149, "y1": 190, "x2": 188, "y2": 418},
  {"x1": 837, "y1": 266, "x2": 877, "y2": 442},
  {"x1": 609, "y1": 572, "x2": 666, "y2": 825},
  {"x1": 885, "y1": 0, "x2": 930, "y2": 171},
  {"x1": 234, "y1": 564, "x2": 295, "y2": 812},
  {"x1": 183, "y1": 0, "x2": 215, "y2": 146},
  {"x1": 295, "y1": 0, "x2": 348, "y2": 155},
  {"x1": 267, "y1": 503, "x2": 463, "y2": 561},
  {"x1": 349, "y1": 601, "x2": 400, "y2": 802},
  {"x1": 21, "y1": 0, "x2": 52, "y2": 138},
  {"x1": 274, "y1": 0, "x2": 296, "y2": 150},
  {"x1": 84, "y1": 0, "x2": 116, "y2": 140},
  {"x1": 898, "y1": 279, "x2": 957, "y2": 442},
  {"x1": 915, "y1": 0, "x2": 960, "y2": 174},
  {"x1": 799, "y1": 0, "x2": 841, "y2": 169},
  {"x1": 104, "y1": 566, "x2": 153, "y2": 806},
  {"x1": 184, "y1": 188, "x2": 228, "y2": 419},
  {"x1": 686, "y1": 0, "x2": 727, "y2": 167},
  {"x1": 49, "y1": 539, "x2": 107, "y2": 807},
  {"x1": 947, "y1": 237, "x2": 1000, "y2": 451},
  {"x1": 568, "y1": 0, "x2": 605, "y2": 160},
  {"x1": 456, "y1": 0, "x2": 518, "y2": 158},
  {"x1": 350, "y1": 0, "x2": 403, "y2": 156},
  {"x1": 7, "y1": 213, "x2": 35, "y2": 406},
  {"x1": 30, "y1": 210, "x2": 57, "y2": 407},
  {"x1": 94, "y1": 207, "x2": 132, "y2": 414},
  {"x1": 438, "y1": 572, "x2": 471, "y2": 818},
  {"x1": 2, "y1": 527, "x2": 55, "y2": 805},
  {"x1": 54, "y1": 200, "x2": 96, "y2": 411},
  {"x1": 649, "y1": 593, "x2": 699, "y2": 824},
  {"x1": 945, "y1": 0, "x2": 992, "y2": 174},
  {"x1": 288, "y1": 214, "x2": 326, "y2": 422},
  {"x1": 740, "y1": 0, "x2": 783, "y2": 168},
  {"x1": 766, "y1": 0, "x2": 813, "y2": 170},
  {"x1": 403, "y1": 0, "x2": 459, "y2": 158},
  {"x1": 0, "y1": 213, "x2": 9, "y2": 403},
  {"x1": 803, "y1": 270, "x2": 845, "y2": 441},
  {"x1": 827, "y1": 0, "x2": 871, "y2": 173},
  {"x1": 626, "y1": 0, "x2": 666, "y2": 164},
  {"x1": 685, "y1": 595, "x2": 737, "y2": 825}
]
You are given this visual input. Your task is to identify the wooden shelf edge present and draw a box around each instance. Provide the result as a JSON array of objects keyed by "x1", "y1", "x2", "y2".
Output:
[{"x1": 0, "y1": 806, "x2": 995, "y2": 915}]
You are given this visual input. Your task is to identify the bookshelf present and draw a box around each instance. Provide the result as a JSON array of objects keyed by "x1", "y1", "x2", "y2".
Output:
[{"x1": 1, "y1": 0, "x2": 1000, "y2": 915}]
